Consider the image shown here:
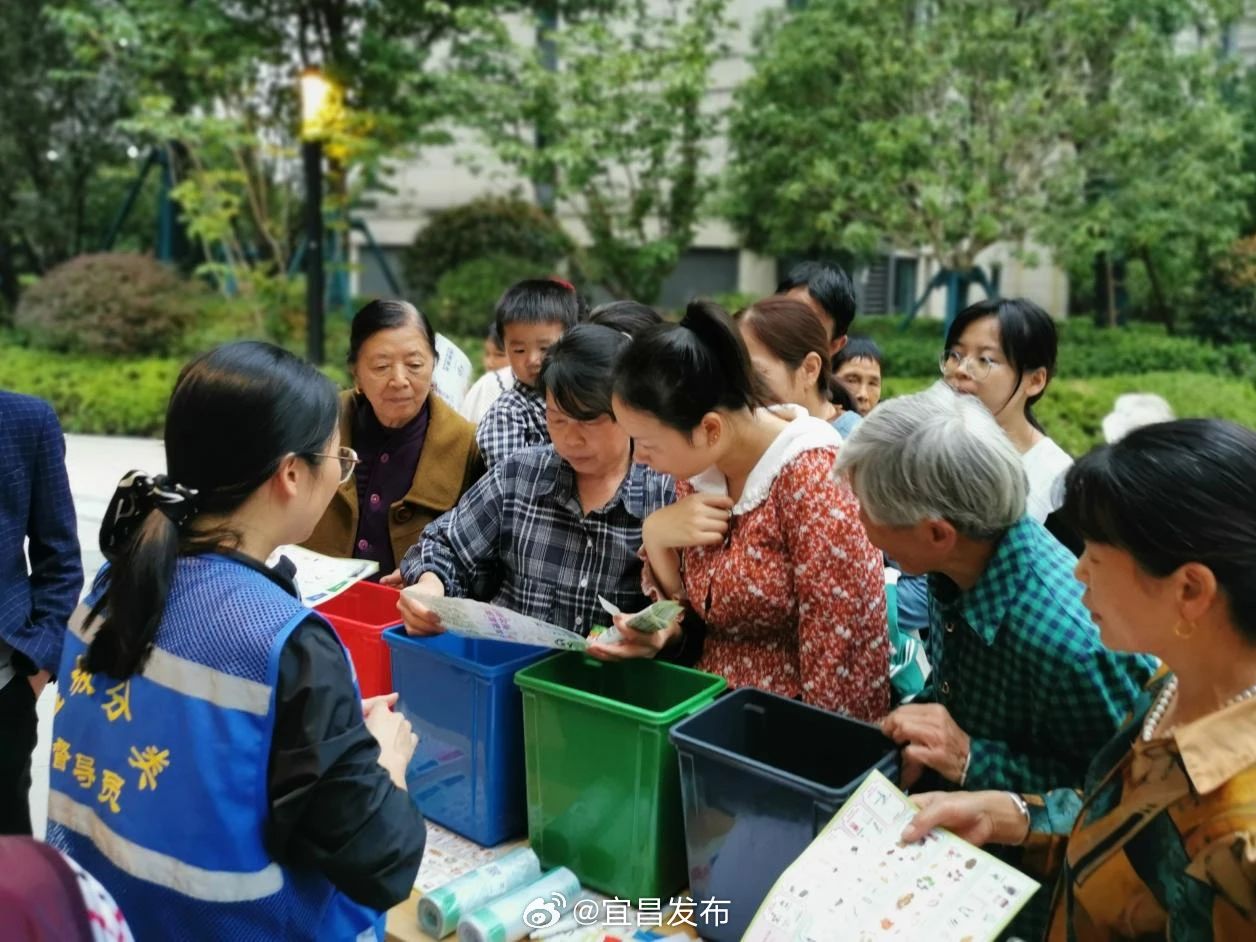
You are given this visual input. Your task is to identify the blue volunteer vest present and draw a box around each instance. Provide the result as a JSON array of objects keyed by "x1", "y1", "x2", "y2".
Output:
[{"x1": 46, "y1": 554, "x2": 384, "y2": 942}]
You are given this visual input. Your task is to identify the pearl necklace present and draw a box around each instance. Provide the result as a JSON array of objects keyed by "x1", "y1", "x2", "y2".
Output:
[{"x1": 1141, "y1": 676, "x2": 1256, "y2": 742}]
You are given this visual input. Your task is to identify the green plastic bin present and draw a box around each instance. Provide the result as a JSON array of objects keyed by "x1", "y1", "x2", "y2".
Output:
[{"x1": 515, "y1": 653, "x2": 726, "y2": 902}]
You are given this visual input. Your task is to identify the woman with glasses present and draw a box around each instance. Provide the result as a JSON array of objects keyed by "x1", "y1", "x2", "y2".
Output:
[
  {"x1": 46, "y1": 342, "x2": 425, "y2": 940},
  {"x1": 304, "y1": 299, "x2": 485, "y2": 582},
  {"x1": 939, "y1": 298, "x2": 1073, "y2": 529}
]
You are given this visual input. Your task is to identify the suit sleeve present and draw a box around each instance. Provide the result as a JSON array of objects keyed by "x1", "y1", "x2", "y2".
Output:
[{"x1": 20, "y1": 403, "x2": 84, "y2": 674}]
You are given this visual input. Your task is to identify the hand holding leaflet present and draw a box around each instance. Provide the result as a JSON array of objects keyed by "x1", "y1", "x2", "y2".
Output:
[
  {"x1": 743, "y1": 770, "x2": 1039, "y2": 942},
  {"x1": 402, "y1": 590, "x2": 589, "y2": 651}
]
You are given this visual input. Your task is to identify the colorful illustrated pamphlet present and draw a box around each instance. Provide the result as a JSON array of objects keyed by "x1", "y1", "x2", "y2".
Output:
[
  {"x1": 272, "y1": 544, "x2": 379, "y2": 607},
  {"x1": 403, "y1": 591, "x2": 589, "y2": 652},
  {"x1": 744, "y1": 770, "x2": 1039, "y2": 942}
]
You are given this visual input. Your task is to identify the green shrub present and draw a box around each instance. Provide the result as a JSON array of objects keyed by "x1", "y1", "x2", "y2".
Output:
[
  {"x1": 1190, "y1": 284, "x2": 1256, "y2": 350},
  {"x1": 430, "y1": 255, "x2": 549, "y2": 337},
  {"x1": 1189, "y1": 235, "x2": 1256, "y2": 348},
  {"x1": 15, "y1": 253, "x2": 204, "y2": 357},
  {"x1": 882, "y1": 371, "x2": 1256, "y2": 456},
  {"x1": 403, "y1": 196, "x2": 571, "y2": 299},
  {"x1": 0, "y1": 344, "x2": 180, "y2": 436},
  {"x1": 853, "y1": 317, "x2": 1256, "y2": 382}
]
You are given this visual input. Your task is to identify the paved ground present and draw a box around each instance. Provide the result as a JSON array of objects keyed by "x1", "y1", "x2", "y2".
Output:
[{"x1": 28, "y1": 434, "x2": 166, "y2": 838}]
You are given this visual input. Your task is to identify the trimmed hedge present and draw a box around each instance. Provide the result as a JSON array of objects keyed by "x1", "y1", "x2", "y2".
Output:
[
  {"x1": 0, "y1": 346, "x2": 181, "y2": 436},
  {"x1": 0, "y1": 348, "x2": 348, "y2": 438},
  {"x1": 884, "y1": 372, "x2": 1256, "y2": 456},
  {"x1": 854, "y1": 318, "x2": 1256, "y2": 382},
  {"x1": 5, "y1": 331, "x2": 1251, "y2": 451}
]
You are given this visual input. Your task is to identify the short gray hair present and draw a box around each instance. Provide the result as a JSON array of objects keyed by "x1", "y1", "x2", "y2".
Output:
[{"x1": 837, "y1": 382, "x2": 1027, "y2": 539}]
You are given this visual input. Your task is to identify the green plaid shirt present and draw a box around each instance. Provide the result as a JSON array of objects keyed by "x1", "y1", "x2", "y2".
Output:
[
  {"x1": 928, "y1": 515, "x2": 1156, "y2": 802},
  {"x1": 927, "y1": 517, "x2": 1157, "y2": 936}
]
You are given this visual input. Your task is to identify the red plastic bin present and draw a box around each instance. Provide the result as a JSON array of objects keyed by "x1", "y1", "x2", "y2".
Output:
[{"x1": 314, "y1": 581, "x2": 401, "y2": 697}]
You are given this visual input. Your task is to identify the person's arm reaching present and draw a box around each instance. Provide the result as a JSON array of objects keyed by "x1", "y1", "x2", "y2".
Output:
[{"x1": 396, "y1": 463, "x2": 509, "y2": 634}]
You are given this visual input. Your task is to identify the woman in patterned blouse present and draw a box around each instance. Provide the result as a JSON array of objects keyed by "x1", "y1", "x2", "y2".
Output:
[
  {"x1": 902, "y1": 419, "x2": 1256, "y2": 940},
  {"x1": 591, "y1": 299, "x2": 889, "y2": 722}
]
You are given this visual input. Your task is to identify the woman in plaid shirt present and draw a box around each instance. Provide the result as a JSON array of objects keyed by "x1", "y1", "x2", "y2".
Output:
[{"x1": 398, "y1": 325, "x2": 674, "y2": 638}]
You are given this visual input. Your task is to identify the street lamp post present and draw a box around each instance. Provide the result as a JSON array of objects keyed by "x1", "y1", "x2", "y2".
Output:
[{"x1": 299, "y1": 68, "x2": 334, "y2": 366}]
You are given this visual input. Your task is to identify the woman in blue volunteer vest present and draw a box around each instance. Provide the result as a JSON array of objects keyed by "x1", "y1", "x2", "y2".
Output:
[{"x1": 46, "y1": 341, "x2": 426, "y2": 941}]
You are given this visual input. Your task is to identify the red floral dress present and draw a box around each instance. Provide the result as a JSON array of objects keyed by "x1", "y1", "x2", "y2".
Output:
[{"x1": 657, "y1": 415, "x2": 889, "y2": 722}]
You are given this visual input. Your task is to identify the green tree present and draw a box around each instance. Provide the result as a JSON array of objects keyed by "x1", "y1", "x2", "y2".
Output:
[
  {"x1": 724, "y1": 0, "x2": 1248, "y2": 322},
  {"x1": 446, "y1": 0, "x2": 732, "y2": 302},
  {"x1": 43, "y1": 0, "x2": 620, "y2": 304},
  {"x1": 0, "y1": 1, "x2": 142, "y2": 311},
  {"x1": 1037, "y1": 0, "x2": 1247, "y2": 328},
  {"x1": 725, "y1": 2, "x2": 1077, "y2": 282}
]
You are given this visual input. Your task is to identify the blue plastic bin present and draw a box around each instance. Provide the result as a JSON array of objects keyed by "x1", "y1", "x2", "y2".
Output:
[
  {"x1": 383, "y1": 627, "x2": 553, "y2": 846},
  {"x1": 669, "y1": 687, "x2": 899, "y2": 941}
]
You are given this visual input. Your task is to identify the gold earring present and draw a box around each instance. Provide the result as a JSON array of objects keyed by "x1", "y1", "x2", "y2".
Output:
[{"x1": 1174, "y1": 619, "x2": 1197, "y2": 640}]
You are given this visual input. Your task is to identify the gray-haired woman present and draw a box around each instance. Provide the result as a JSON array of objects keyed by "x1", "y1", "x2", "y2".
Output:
[{"x1": 835, "y1": 381, "x2": 1155, "y2": 939}]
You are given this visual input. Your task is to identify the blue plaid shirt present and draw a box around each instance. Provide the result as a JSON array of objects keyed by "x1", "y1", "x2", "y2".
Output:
[
  {"x1": 475, "y1": 380, "x2": 549, "y2": 469},
  {"x1": 926, "y1": 516, "x2": 1157, "y2": 937},
  {"x1": 401, "y1": 446, "x2": 675, "y2": 636}
]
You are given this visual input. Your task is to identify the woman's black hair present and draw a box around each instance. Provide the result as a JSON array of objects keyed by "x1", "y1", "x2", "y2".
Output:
[
  {"x1": 944, "y1": 297, "x2": 1057, "y2": 432},
  {"x1": 613, "y1": 298, "x2": 765, "y2": 434},
  {"x1": 1062, "y1": 418, "x2": 1256, "y2": 643},
  {"x1": 495, "y1": 278, "x2": 586, "y2": 341},
  {"x1": 86, "y1": 341, "x2": 340, "y2": 678},
  {"x1": 538, "y1": 323, "x2": 630, "y2": 421},
  {"x1": 834, "y1": 336, "x2": 884, "y2": 369},
  {"x1": 589, "y1": 300, "x2": 665, "y2": 338},
  {"x1": 347, "y1": 299, "x2": 438, "y2": 365}
]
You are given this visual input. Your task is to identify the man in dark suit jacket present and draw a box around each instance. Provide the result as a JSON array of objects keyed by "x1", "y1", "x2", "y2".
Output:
[{"x1": 0, "y1": 391, "x2": 82, "y2": 835}]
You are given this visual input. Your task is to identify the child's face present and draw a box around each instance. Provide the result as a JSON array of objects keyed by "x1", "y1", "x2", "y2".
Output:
[
  {"x1": 483, "y1": 337, "x2": 508, "y2": 373},
  {"x1": 503, "y1": 321, "x2": 565, "y2": 388},
  {"x1": 836, "y1": 356, "x2": 883, "y2": 416}
]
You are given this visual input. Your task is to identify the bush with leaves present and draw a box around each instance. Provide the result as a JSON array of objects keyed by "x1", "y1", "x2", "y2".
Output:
[
  {"x1": 15, "y1": 253, "x2": 204, "y2": 356},
  {"x1": 429, "y1": 254, "x2": 551, "y2": 337},
  {"x1": 852, "y1": 317, "x2": 1256, "y2": 383},
  {"x1": 882, "y1": 371, "x2": 1256, "y2": 457},
  {"x1": 1190, "y1": 235, "x2": 1256, "y2": 349},
  {"x1": 402, "y1": 197, "x2": 571, "y2": 300}
]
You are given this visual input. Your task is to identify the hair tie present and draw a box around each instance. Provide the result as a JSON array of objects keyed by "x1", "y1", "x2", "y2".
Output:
[{"x1": 99, "y1": 471, "x2": 200, "y2": 560}]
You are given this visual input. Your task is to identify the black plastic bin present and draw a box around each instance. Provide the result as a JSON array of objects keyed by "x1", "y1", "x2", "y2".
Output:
[{"x1": 669, "y1": 687, "x2": 899, "y2": 941}]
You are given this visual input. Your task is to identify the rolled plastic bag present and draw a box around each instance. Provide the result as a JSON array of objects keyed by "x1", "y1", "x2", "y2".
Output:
[
  {"x1": 419, "y1": 847, "x2": 543, "y2": 939},
  {"x1": 457, "y1": 867, "x2": 581, "y2": 942}
]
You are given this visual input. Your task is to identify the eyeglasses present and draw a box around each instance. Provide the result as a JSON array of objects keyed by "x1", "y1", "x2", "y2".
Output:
[
  {"x1": 939, "y1": 350, "x2": 999, "y2": 382},
  {"x1": 306, "y1": 446, "x2": 360, "y2": 484}
]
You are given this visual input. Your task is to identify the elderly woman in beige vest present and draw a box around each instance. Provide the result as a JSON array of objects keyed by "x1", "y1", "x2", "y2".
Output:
[{"x1": 304, "y1": 300, "x2": 484, "y2": 578}]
